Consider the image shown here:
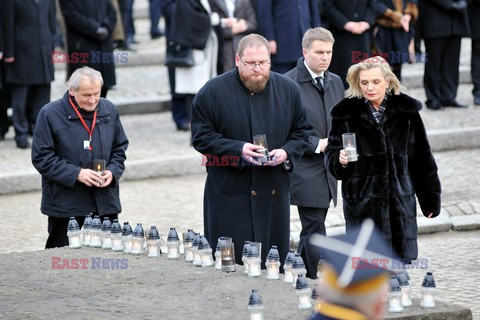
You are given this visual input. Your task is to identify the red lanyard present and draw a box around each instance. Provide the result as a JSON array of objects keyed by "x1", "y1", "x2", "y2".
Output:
[{"x1": 68, "y1": 95, "x2": 97, "y2": 147}]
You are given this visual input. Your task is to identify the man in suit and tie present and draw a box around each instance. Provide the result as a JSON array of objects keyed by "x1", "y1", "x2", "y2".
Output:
[{"x1": 285, "y1": 27, "x2": 344, "y2": 279}]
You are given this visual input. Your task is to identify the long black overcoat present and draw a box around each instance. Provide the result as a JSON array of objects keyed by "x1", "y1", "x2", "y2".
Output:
[
  {"x1": 59, "y1": 0, "x2": 117, "y2": 89},
  {"x1": 32, "y1": 92, "x2": 129, "y2": 218},
  {"x1": 325, "y1": 93, "x2": 441, "y2": 261},
  {"x1": 285, "y1": 58, "x2": 344, "y2": 208},
  {"x1": 322, "y1": 0, "x2": 376, "y2": 86},
  {"x1": 418, "y1": 0, "x2": 469, "y2": 39},
  {"x1": 2, "y1": 0, "x2": 55, "y2": 85},
  {"x1": 191, "y1": 69, "x2": 311, "y2": 265},
  {"x1": 469, "y1": 0, "x2": 480, "y2": 39}
]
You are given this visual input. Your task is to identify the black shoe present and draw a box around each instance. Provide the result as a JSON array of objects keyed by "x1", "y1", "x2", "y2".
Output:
[
  {"x1": 176, "y1": 122, "x2": 190, "y2": 131},
  {"x1": 442, "y1": 100, "x2": 468, "y2": 108},
  {"x1": 0, "y1": 135, "x2": 4, "y2": 141},
  {"x1": 151, "y1": 32, "x2": 164, "y2": 40},
  {"x1": 426, "y1": 101, "x2": 442, "y2": 110},
  {"x1": 16, "y1": 139, "x2": 30, "y2": 149},
  {"x1": 474, "y1": 95, "x2": 480, "y2": 106}
]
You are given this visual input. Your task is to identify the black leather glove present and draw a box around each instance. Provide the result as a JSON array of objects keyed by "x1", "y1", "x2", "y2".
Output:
[
  {"x1": 450, "y1": 0, "x2": 468, "y2": 15},
  {"x1": 96, "y1": 26, "x2": 109, "y2": 41}
]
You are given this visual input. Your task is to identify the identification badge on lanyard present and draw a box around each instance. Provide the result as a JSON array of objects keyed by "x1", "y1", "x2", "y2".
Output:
[{"x1": 83, "y1": 140, "x2": 91, "y2": 150}]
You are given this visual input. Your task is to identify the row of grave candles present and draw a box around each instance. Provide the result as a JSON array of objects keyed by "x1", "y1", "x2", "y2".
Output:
[{"x1": 67, "y1": 216, "x2": 436, "y2": 317}]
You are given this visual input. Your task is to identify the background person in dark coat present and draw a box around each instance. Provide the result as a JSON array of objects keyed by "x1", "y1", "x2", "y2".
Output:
[
  {"x1": 257, "y1": 0, "x2": 321, "y2": 74},
  {"x1": 32, "y1": 67, "x2": 129, "y2": 249},
  {"x1": 374, "y1": 0, "x2": 418, "y2": 81},
  {"x1": 469, "y1": 0, "x2": 480, "y2": 106},
  {"x1": 0, "y1": 0, "x2": 10, "y2": 141},
  {"x1": 418, "y1": 0, "x2": 470, "y2": 110},
  {"x1": 284, "y1": 27, "x2": 343, "y2": 279},
  {"x1": 325, "y1": 57, "x2": 441, "y2": 262},
  {"x1": 191, "y1": 34, "x2": 311, "y2": 266},
  {"x1": 59, "y1": 0, "x2": 117, "y2": 98},
  {"x1": 323, "y1": 0, "x2": 376, "y2": 88},
  {"x1": 2, "y1": 0, "x2": 55, "y2": 149}
]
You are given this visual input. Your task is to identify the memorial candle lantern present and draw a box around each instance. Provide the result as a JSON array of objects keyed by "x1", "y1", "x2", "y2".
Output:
[
  {"x1": 147, "y1": 226, "x2": 161, "y2": 257},
  {"x1": 198, "y1": 236, "x2": 214, "y2": 267},
  {"x1": 93, "y1": 159, "x2": 106, "y2": 186},
  {"x1": 420, "y1": 272, "x2": 436, "y2": 309},
  {"x1": 342, "y1": 133, "x2": 358, "y2": 162},
  {"x1": 131, "y1": 223, "x2": 145, "y2": 255},
  {"x1": 183, "y1": 229, "x2": 195, "y2": 262},
  {"x1": 215, "y1": 237, "x2": 226, "y2": 270},
  {"x1": 166, "y1": 227, "x2": 180, "y2": 259},
  {"x1": 221, "y1": 240, "x2": 236, "y2": 272},
  {"x1": 90, "y1": 216, "x2": 102, "y2": 248},
  {"x1": 397, "y1": 272, "x2": 412, "y2": 307},
  {"x1": 295, "y1": 274, "x2": 312, "y2": 310},
  {"x1": 283, "y1": 249, "x2": 296, "y2": 284},
  {"x1": 242, "y1": 241, "x2": 251, "y2": 275},
  {"x1": 247, "y1": 243, "x2": 262, "y2": 277},
  {"x1": 192, "y1": 233, "x2": 202, "y2": 266},
  {"x1": 122, "y1": 222, "x2": 133, "y2": 253},
  {"x1": 101, "y1": 217, "x2": 112, "y2": 249},
  {"x1": 67, "y1": 217, "x2": 81, "y2": 249},
  {"x1": 291, "y1": 253, "x2": 307, "y2": 288},
  {"x1": 265, "y1": 245, "x2": 280, "y2": 280},
  {"x1": 388, "y1": 276, "x2": 404, "y2": 313},
  {"x1": 311, "y1": 283, "x2": 322, "y2": 310},
  {"x1": 111, "y1": 219, "x2": 124, "y2": 251},
  {"x1": 253, "y1": 134, "x2": 270, "y2": 163},
  {"x1": 247, "y1": 289, "x2": 264, "y2": 320},
  {"x1": 81, "y1": 214, "x2": 92, "y2": 246}
]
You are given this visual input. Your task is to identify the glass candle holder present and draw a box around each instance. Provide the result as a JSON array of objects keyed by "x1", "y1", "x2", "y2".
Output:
[
  {"x1": 93, "y1": 159, "x2": 106, "y2": 186},
  {"x1": 295, "y1": 275, "x2": 312, "y2": 310},
  {"x1": 166, "y1": 227, "x2": 181, "y2": 259},
  {"x1": 198, "y1": 236, "x2": 214, "y2": 267},
  {"x1": 397, "y1": 272, "x2": 412, "y2": 307},
  {"x1": 101, "y1": 217, "x2": 112, "y2": 249},
  {"x1": 388, "y1": 276, "x2": 404, "y2": 313},
  {"x1": 253, "y1": 134, "x2": 270, "y2": 163},
  {"x1": 292, "y1": 254, "x2": 307, "y2": 288},
  {"x1": 90, "y1": 216, "x2": 102, "y2": 248},
  {"x1": 81, "y1": 214, "x2": 92, "y2": 246},
  {"x1": 192, "y1": 233, "x2": 202, "y2": 266},
  {"x1": 183, "y1": 229, "x2": 196, "y2": 262},
  {"x1": 215, "y1": 237, "x2": 225, "y2": 271},
  {"x1": 248, "y1": 289, "x2": 264, "y2": 320},
  {"x1": 67, "y1": 217, "x2": 81, "y2": 249},
  {"x1": 342, "y1": 133, "x2": 358, "y2": 162},
  {"x1": 147, "y1": 226, "x2": 161, "y2": 257},
  {"x1": 420, "y1": 272, "x2": 436, "y2": 308},
  {"x1": 265, "y1": 245, "x2": 280, "y2": 280},
  {"x1": 247, "y1": 243, "x2": 262, "y2": 277},
  {"x1": 283, "y1": 250, "x2": 296, "y2": 284},
  {"x1": 221, "y1": 241, "x2": 236, "y2": 272},
  {"x1": 242, "y1": 241, "x2": 251, "y2": 275},
  {"x1": 111, "y1": 219, "x2": 124, "y2": 251},
  {"x1": 122, "y1": 222, "x2": 133, "y2": 253},
  {"x1": 131, "y1": 223, "x2": 145, "y2": 255}
]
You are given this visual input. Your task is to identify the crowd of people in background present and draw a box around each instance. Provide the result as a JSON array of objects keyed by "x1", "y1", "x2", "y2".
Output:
[{"x1": 0, "y1": 0, "x2": 479, "y2": 144}]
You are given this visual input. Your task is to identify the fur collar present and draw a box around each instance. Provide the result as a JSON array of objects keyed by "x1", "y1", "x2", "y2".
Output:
[{"x1": 331, "y1": 93, "x2": 422, "y2": 119}]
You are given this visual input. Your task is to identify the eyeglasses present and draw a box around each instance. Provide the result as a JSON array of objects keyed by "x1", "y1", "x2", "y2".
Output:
[{"x1": 239, "y1": 57, "x2": 271, "y2": 70}]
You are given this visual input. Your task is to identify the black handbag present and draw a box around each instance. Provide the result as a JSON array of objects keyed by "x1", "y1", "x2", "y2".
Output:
[{"x1": 165, "y1": 41, "x2": 195, "y2": 68}]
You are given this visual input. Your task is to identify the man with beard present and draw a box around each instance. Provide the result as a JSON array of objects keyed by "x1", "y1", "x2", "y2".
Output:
[{"x1": 191, "y1": 33, "x2": 312, "y2": 266}]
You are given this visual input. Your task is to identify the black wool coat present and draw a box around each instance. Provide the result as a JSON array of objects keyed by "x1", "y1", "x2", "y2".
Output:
[
  {"x1": 418, "y1": 0, "x2": 470, "y2": 39},
  {"x1": 191, "y1": 69, "x2": 311, "y2": 266},
  {"x1": 2, "y1": 0, "x2": 55, "y2": 85},
  {"x1": 325, "y1": 93, "x2": 441, "y2": 261},
  {"x1": 59, "y1": 0, "x2": 117, "y2": 89},
  {"x1": 285, "y1": 58, "x2": 344, "y2": 208},
  {"x1": 469, "y1": 0, "x2": 480, "y2": 40},
  {"x1": 32, "y1": 92, "x2": 129, "y2": 218}
]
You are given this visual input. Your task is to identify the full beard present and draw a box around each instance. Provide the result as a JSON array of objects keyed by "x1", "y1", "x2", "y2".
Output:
[{"x1": 240, "y1": 72, "x2": 270, "y2": 93}]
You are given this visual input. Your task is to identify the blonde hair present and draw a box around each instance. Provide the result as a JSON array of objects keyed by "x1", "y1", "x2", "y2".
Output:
[
  {"x1": 345, "y1": 57, "x2": 405, "y2": 99},
  {"x1": 237, "y1": 33, "x2": 271, "y2": 57}
]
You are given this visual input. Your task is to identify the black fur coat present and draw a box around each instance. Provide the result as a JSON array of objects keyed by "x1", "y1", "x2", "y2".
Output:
[{"x1": 325, "y1": 93, "x2": 441, "y2": 261}]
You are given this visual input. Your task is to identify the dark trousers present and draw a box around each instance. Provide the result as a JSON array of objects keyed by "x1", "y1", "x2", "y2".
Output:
[
  {"x1": 472, "y1": 38, "x2": 480, "y2": 96},
  {"x1": 125, "y1": 0, "x2": 136, "y2": 42},
  {"x1": 297, "y1": 206, "x2": 328, "y2": 279},
  {"x1": 424, "y1": 36, "x2": 462, "y2": 105},
  {"x1": 11, "y1": 84, "x2": 50, "y2": 142},
  {"x1": 0, "y1": 65, "x2": 11, "y2": 137},
  {"x1": 149, "y1": 0, "x2": 163, "y2": 36},
  {"x1": 46, "y1": 214, "x2": 119, "y2": 249}
]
